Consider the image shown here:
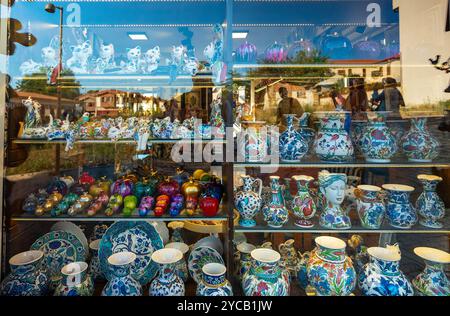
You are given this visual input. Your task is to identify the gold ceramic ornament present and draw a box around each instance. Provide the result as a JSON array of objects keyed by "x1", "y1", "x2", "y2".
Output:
[
  {"x1": 35, "y1": 206, "x2": 45, "y2": 216},
  {"x1": 181, "y1": 177, "x2": 201, "y2": 198},
  {"x1": 49, "y1": 191, "x2": 63, "y2": 203}
]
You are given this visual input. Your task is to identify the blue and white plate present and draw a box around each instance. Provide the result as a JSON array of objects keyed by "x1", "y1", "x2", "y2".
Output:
[
  {"x1": 31, "y1": 230, "x2": 87, "y2": 284},
  {"x1": 188, "y1": 246, "x2": 224, "y2": 283},
  {"x1": 99, "y1": 221, "x2": 163, "y2": 285}
]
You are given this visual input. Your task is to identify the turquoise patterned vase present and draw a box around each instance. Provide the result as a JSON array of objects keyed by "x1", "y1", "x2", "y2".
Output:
[
  {"x1": 416, "y1": 175, "x2": 446, "y2": 229},
  {"x1": 101, "y1": 252, "x2": 142, "y2": 296},
  {"x1": 354, "y1": 185, "x2": 385, "y2": 229},
  {"x1": 165, "y1": 242, "x2": 189, "y2": 282},
  {"x1": 236, "y1": 242, "x2": 256, "y2": 280},
  {"x1": 279, "y1": 114, "x2": 309, "y2": 162},
  {"x1": 291, "y1": 175, "x2": 317, "y2": 228},
  {"x1": 197, "y1": 263, "x2": 233, "y2": 296},
  {"x1": 359, "y1": 245, "x2": 414, "y2": 296},
  {"x1": 262, "y1": 176, "x2": 289, "y2": 228},
  {"x1": 235, "y1": 175, "x2": 263, "y2": 228},
  {"x1": 0, "y1": 250, "x2": 49, "y2": 296},
  {"x1": 412, "y1": 247, "x2": 450, "y2": 296},
  {"x1": 242, "y1": 248, "x2": 290, "y2": 296},
  {"x1": 54, "y1": 262, "x2": 94, "y2": 296},
  {"x1": 401, "y1": 118, "x2": 440, "y2": 162},
  {"x1": 382, "y1": 184, "x2": 417, "y2": 229},
  {"x1": 149, "y1": 248, "x2": 185, "y2": 296},
  {"x1": 307, "y1": 236, "x2": 356, "y2": 296},
  {"x1": 88, "y1": 239, "x2": 104, "y2": 281}
]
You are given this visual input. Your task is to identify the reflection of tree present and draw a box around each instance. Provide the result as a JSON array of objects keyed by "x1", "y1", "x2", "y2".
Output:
[{"x1": 16, "y1": 70, "x2": 81, "y2": 99}]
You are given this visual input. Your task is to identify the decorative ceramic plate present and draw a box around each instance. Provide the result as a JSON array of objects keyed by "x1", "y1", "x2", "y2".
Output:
[
  {"x1": 50, "y1": 222, "x2": 89, "y2": 254},
  {"x1": 99, "y1": 221, "x2": 163, "y2": 285},
  {"x1": 30, "y1": 230, "x2": 87, "y2": 283},
  {"x1": 188, "y1": 246, "x2": 224, "y2": 283}
]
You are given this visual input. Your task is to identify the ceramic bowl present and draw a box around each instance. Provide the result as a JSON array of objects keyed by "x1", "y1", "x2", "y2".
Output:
[{"x1": 193, "y1": 236, "x2": 223, "y2": 255}]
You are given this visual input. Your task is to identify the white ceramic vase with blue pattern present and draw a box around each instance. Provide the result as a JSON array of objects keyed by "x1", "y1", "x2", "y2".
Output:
[
  {"x1": 262, "y1": 176, "x2": 289, "y2": 228},
  {"x1": 359, "y1": 245, "x2": 414, "y2": 296},
  {"x1": 354, "y1": 185, "x2": 385, "y2": 229},
  {"x1": 149, "y1": 248, "x2": 185, "y2": 296},
  {"x1": 279, "y1": 114, "x2": 309, "y2": 162},
  {"x1": 0, "y1": 250, "x2": 49, "y2": 296},
  {"x1": 197, "y1": 263, "x2": 233, "y2": 296},
  {"x1": 416, "y1": 175, "x2": 446, "y2": 229},
  {"x1": 88, "y1": 239, "x2": 104, "y2": 281},
  {"x1": 101, "y1": 252, "x2": 142, "y2": 296},
  {"x1": 412, "y1": 247, "x2": 450, "y2": 296},
  {"x1": 234, "y1": 175, "x2": 263, "y2": 228},
  {"x1": 382, "y1": 184, "x2": 418, "y2": 229},
  {"x1": 165, "y1": 242, "x2": 189, "y2": 282},
  {"x1": 401, "y1": 118, "x2": 440, "y2": 162}
]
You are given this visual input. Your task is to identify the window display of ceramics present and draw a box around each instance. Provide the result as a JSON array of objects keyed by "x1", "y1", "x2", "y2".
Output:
[
  {"x1": 197, "y1": 263, "x2": 233, "y2": 296},
  {"x1": 0, "y1": 250, "x2": 49, "y2": 296},
  {"x1": 359, "y1": 244, "x2": 414, "y2": 296},
  {"x1": 54, "y1": 262, "x2": 94, "y2": 296},
  {"x1": 101, "y1": 252, "x2": 142, "y2": 296},
  {"x1": 415, "y1": 175, "x2": 446, "y2": 228},
  {"x1": 149, "y1": 248, "x2": 185, "y2": 296},
  {"x1": 30, "y1": 230, "x2": 87, "y2": 288},
  {"x1": 99, "y1": 221, "x2": 163, "y2": 285},
  {"x1": 412, "y1": 247, "x2": 450, "y2": 296},
  {"x1": 188, "y1": 246, "x2": 224, "y2": 283},
  {"x1": 382, "y1": 184, "x2": 418, "y2": 229}
]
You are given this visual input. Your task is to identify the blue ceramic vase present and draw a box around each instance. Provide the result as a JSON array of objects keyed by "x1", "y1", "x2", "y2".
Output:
[
  {"x1": 54, "y1": 262, "x2": 94, "y2": 296},
  {"x1": 149, "y1": 248, "x2": 185, "y2": 296},
  {"x1": 354, "y1": 185, "x2": 385, "y2": 229},
  {"x1": 165, "y1": 242, "x2": 189, "y2": 282},
  {"x1": 101, "y1": 252, "x2": 142, "y2": 296},
  {"x1": 279, "y1": 114, "x2": 309, "y2": 162},
  {"x1": 236, "y1": 242, "x2": 256, "y2": 280},
  {"x1": 401, "y1": 118, "x2": 440, "y2": 162},
  {"x1": 382, "y1": 184, "x2": 418, "y2": 229},
  {"x1": 359, "y1": 245, "x2": 414, "y2": 296},
  {"x1": 197, "y1": 263, "x2": 233, "y2": 296},
  {"x1": 0, "y1": 250, "x2": 49, "y2": 296},
  {"x1": 297, "y1": 112, "x2": 315, "y2": 147},
  {"x1": 234, "y1": 175, "x2": 263, "y2": 228},
  {"x1": 262, "y1": 176, "x2": 289, "y2": 228},
  {"x1": 360, "y1": 113, "x2": 397, "y2": 163},
  {"x1": 88, "y1": 239, "x2": 104, "y2": 281},
  {"x1": 412, "y1": 247, "x2": 450, "y2": 296},
  {"x1": 416, "y1": 175, "x2": 446, "y2": 229}
]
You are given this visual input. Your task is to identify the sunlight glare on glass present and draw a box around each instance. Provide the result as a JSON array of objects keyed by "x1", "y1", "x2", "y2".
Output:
[{"x1": 128, "y1": 32, "x2": 148, "y2": 40}]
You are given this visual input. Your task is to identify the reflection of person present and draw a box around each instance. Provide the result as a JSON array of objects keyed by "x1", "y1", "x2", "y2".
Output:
[
  {"x1": 371, "y1": 77, "x2": 405, "y2": 115},
  {"x1": 345, "y1": 78, "x2": 368, "y2": 119},
  {"x1": 331, "y1": 89, "x2": 351, "y2": 132},
  {"x1": 277, "y1": 87, "x2": 304, "y2": 127}
]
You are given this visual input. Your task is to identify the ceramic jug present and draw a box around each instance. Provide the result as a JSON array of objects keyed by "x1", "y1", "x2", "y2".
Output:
[
  {"x1": 354, "y1": 185, "x2": 386, "y2": 229},
  {"x1": 236, "y1": 242, "x2": 256, "y2": 280},
  {"x1": 149, "y1": 248, "x2": 185, "y2": 296},
  {"x1": 88, "y1": 239, "x2": 104, "y2": 281},
  {"x1": 401, "y1": 117, "x2": 439, "y2": 162},
  {"x1": 382, "y1": 184, "x2": 417, "y2": 229},
  {"x1": 262, "y1": 176, "x2": 289, "y2": 228},
  {"x1": 291, "y1": 175, "x2": 317, "y2": 228},
  {"x1": 101, "y1": 252, "x2": 142, "y2": 296},
  {"x1": 359, "y1": 244, "x2": 414, "y2": 296},
  {"x1": 297, "y1": 112, "x2": 315, "y2": 147},
  {"x1": 415, "y1": 175, "x2": 446, "y2": 228},
  {"x1": 234, "y1": 175, "x2": 263, "y2": 227},
  {"x1": 238, "y1": 121, "x2": 268, "y2": 162},
  {"x1": 279, "y1": 114, "x2": 309, "y2": 162},
  {"x1": 165, "y1": 242, "x2": 189, "y2": 282},
  {"x1": 54, "y1": 262, "x2": 94, "y2": 296},
  {"x1": 412, "y1": 247, "x2": 450, "y2": 296},
  {"x1": 278, "y1": 239, "x2": 300, "y2": 280},
  {"x1": 197, "y1": 263, "x2": 233, "y2": 296}
]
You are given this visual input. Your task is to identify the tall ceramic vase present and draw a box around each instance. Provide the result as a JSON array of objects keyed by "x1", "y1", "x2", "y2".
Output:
[
  {"x1": 239, "y1": 121, "x2": 268, "y2": 162},
  {"x1": 382, "y1": 184, "x2": 417, "y2": 229},
  {"x1": 416, "y1": 175, "x2": 446, "y2": 228},
  {"x1": 54, "y1": 262, "x2": 94, "y2": 296},
  {"x1": 149, "y1": 248, "x2": 185, "y2": 296},
  {"x1": 262, "y1": 176, "x2": 289, "y2": 228},
  {"x1": 291, "y1": 175, "x2": 317, "y2": 228},
  {"x1": 297, "y1": 112, "x2": 315, "y2": 147},
  {"x1": 0, "y1": 250, "x2": 49, "y2": 296},
  {"x1": 234, "y1": 175, "x2": 263, "y2": 228},
  {"x1": 236, "y1": 242, "x2": 256, "y2": 280},
  {"x1": 360, "y1": 112, "x2": 397, "y2": 163},
  {"x1": 165, "y1": 242, "x2": 189, "y2": 282},
  {"x1": 88, "y1": 239, "x2": 104, "y2": 281},
  {"x1": 197, "y1": 263, "x2": 233, "y2": 296},
  {"x1": 306, "y1": 236, "x2": 356, "y2": 296},
  {"x1": 314, "y1": 112, "x2": 354, "y2": 162},
  {"x1": 354, "y1": 185, "x2": 385, "y2": 229},
  {"x1": 279, "y1": 114, "x2": 309, "y2": 162},
  {"x1": 359, "y1": 245, "x2": 414, "y2": 296},
  {"x1": 412, "y1": 247, "x2": 450, "y2": 296},
  {"x1": 401, "y1": 117, "x2": 440, "y2": 162},
  {"x1": 242, "y1": 248, "x2": 290, "y2": 296},
  {"x1": 318, "y1": 171, "x2": 351, "y2": 230},
  {"x1": 101, "y1": 252, "x2": 142, "y2": 296}
]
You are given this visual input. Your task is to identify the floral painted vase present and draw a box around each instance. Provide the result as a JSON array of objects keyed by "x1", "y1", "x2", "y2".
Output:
[
  {"x1": 306, "y1": 236, "x2": 356, "y2": 296},
  {"x1": 0, "y1": 250, "x2": 49, "y2": 296},
  {"x1": 359, "y1": 245, "x2": 414, "y2": 296},
  {"x1": 197, "y1": 263, "x2": 233, "y2": 296},
  {"x1": 282, "y1": 178, "x2": 293, "y2": 210},
  {"x1": 412, "y1": 247, "x2": 450, "y2": 296},
  {"x1": 415, "y1": 175, "x2": 446, "y2": 229},
  {"x1": 360, "y1": 112, "x2": 397, "y2": 163},
  {"x1": 291, "y1": 175, "x2": 317, "y2": 228},
  {"x1": 351, "y1": 120, "x2": 367, "y2": 156},
  {"x1": 242, "y1": 248, "x2": 290, "y2": 296},
  {"x1": 278, "y1": 239, "x2": 301, "y2": 281},
  {"x1": 101, "y1": 252, "x2": 142, "y2": 296},
  {"x1": 165, "y1": 242, "x2": 189, "y2": 282},
  {"x1": 382, "y1": 184, "x2": 418, "y2": 229},
  {"x1": 354, "y1": 185, "x2": 386, "y2": 229},
  {"x1": 236, "y1": 242, "x2": 256, "y2": 280},
  {"x1": 297, "y1": 112, "x2": 316, "y2": 147},
  {"x1": 149, "y1": 248, "x2": 185, "y2": 296},
  {"x1": 279, "y1": 114, "x2": 309, "y2": 162},
  {"x1": 318, "y1": 171, "x2": 351, "y2": 230},
  {"x1": 401, "y1": 118, "x2": 440, "y2": 162},
  {"x1": 314, "y1": 113, "x2": 354, "y2": 162},
  {"x1": 234, "y1": 175, "x2": 263, "y2": 228},
  {"x1": 54, "y1": 262, "x2": 94, "y2": 296},
  {"x1": 297, "y1": 251, "x2": 311, "y2": 289},
  {"x1": 88, "y1": 239, "x2": 104, "y2": 281},
  {"x1": 239, "y1": 121, "x2": 268, "y2": 162},
  {"x1": 262, "y1": 176, "x2": 289, "y2": 228}
]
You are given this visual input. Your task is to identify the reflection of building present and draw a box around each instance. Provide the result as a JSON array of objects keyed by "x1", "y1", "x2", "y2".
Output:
[{"x1": 77, "y1": 90, "x2": 125, "y2": 117}]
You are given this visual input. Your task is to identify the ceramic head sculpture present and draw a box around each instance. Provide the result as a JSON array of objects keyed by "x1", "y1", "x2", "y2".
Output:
[{"x1": 319, "y1": 170, "x2": 347, "y2": 207}]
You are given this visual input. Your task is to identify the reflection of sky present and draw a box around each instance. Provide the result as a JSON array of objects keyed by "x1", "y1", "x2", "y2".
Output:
[{"x1": 7, "y1": 0, "x2": 399, "y2": 92}]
